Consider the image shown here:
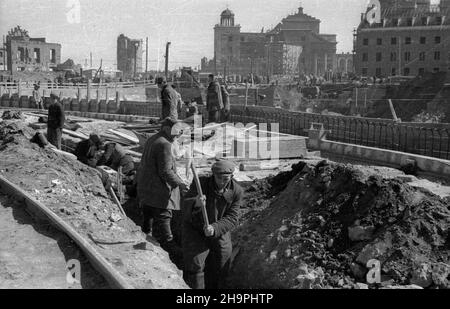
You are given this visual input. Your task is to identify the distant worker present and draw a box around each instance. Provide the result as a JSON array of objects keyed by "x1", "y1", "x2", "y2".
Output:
[
  {"x1": 158, "y1": 77, "x2": 179, "y2": 120},
  {"x1": 137, "y1": 117, "x2": 189, "y2": 253},
  {"x1": 206, "y1": 74, "x2": 223, "y2": 123},
  {"x1": 185, "y1": 100, "x2": 199, "y2": 119},
  {"x1": 32, "y1": 83, "x2": 43, "y2": 110},
  {"x1": 74, "y1": 134, "x2": 104, "y2": 168},
  {"x1": 47, "y1": 94, "x2": 65, "y2": 149},
  {"x1": 182, "y1": 160, "x2": 244, "y2": 289},
  {"x1": 220, "y1": 85, "x2": 230, "y2": 122},
  {"x1": 172, "y1": 84, "x2": 185, "y2": 117},
  {"x1": 97, "y1": 142, "x2": 135, "y2": 176}
]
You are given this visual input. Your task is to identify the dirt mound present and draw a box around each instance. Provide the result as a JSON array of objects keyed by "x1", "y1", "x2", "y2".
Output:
[
  {"x1": 0, "y1": 120, "x2": 188, "y2": 289},
  {"x1": 2, "y1": 111, "x2": 24, "y2": 120},
  {"x1": 228, "y1": 160, "x2": 450, "y2": 289}
]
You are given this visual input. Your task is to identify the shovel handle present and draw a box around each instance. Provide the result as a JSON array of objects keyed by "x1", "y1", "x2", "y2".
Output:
[{"x1": 190, "y1": 163, "x2": 209, "y2": 227}]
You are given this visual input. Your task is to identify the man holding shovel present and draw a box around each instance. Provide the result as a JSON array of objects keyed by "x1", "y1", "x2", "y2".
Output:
[{"x1": 182, "y1": 160, "x2": 244, "y2": 289}]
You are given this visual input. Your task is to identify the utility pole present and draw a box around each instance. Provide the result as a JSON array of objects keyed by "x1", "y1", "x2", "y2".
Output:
[
  {"x1": 165, "y1": 42, "x2": 171, "y2": 79},
  {"x1": 90, "y1": 52, "x2": 92, "y2": 68},
  {"x1": 145, "y1": 37, "x2": 149, "y2": 74},
  {"x1": 2, "y1": 35, "x2": 6, "y2": 71},
  {"x1": 398, "y1": 35, "x2": 401, "y2": 75},
  {"x1": 134, "y1": 42, "x2": 138, "y2": 78}
]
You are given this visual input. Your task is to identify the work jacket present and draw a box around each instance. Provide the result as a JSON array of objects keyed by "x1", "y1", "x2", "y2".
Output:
[
  {"x1": 74, "y1": 139, "x2": 98, "y2": 167},
  {"x1": 184, "y1": 176, "x2": 244, "y2": 238},
  {"x1": 161, "y1": 84, "x2": 179, "y2": 120},
  {"x1": 137, "y1": 131, "x2": 184, "y2": 210},
  {"x1": 48, "y1": 101, "x2": 65, "y2": 129},
  {"x1": 206, "y1": 81, "x2": 224, "y2": 112},
  {"x1": 221, "y1": 86, "x2": 230, "y2": 111},
  {"x1": 97, "y1": 143, "x2": 134, "y2": 175}
]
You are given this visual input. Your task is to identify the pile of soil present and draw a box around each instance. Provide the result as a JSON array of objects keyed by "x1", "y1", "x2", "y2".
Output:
[
  {"x1": 2, "y1": 111, "x2": 24, "y2": 120},
  {"x1": 228, "y1": 160, "x2": 450, "y2": 289},
  {"x1": 0, "y1": 119, "x2": 188, "y2": 289}
]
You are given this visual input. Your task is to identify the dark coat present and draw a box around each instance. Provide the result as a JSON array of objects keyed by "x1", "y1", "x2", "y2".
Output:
[
  {"x1": 206, "y1": 81, "x2": 223, "y2": 112},
  {"x1": 221, "y1": 86, "x2": 230, "y2": 111},
  {"x1": 97, "y1": 143, "x2": 134, "y2": 175},
  {"x1": 137, "y1": 131, "x2": 184, "y2": 210},
  {"x1": 184, "y1": 176, "x2": 244, "y2": 238},
  {"x1": 74, "y1": 139, "x2": 98, "y2": 167},
  {"x1": 161, "y1": 84, "x2": 179, "y2": 120},
  {"x1": 47, "y1": 101, "x2": 65, "y2": 129}
]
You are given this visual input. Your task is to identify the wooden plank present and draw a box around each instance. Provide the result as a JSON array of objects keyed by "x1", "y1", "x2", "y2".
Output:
[
  {"x1": 49, "y1": 147, "x2": 77, "y2": 161},
  {"x1": 100, "y1": 134, "x2": 134, "y2": 146},
  {"x1": 108, "y1": 129, "x2": 139, "y2": 144},
  {"x1": 62, "y1": 128, "x2": 89, "y2": 140},
  {"x1": 126, "y1": 150, "x2": 142, "y2": 158},
  {"x1": 29, "y1": 123, "x2": 47, "y2": 130}
]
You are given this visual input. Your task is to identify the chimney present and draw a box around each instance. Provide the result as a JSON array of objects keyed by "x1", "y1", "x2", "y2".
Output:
[{"x1": 298, "y1": 7, "x2": 304, "y2": 14}]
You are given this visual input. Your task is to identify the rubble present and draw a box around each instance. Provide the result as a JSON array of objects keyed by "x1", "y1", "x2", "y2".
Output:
[
  {"x1": 228, "y1": 160, "x2": 450, "y2": 289},
  {"x1": 0, "y1": 120, "x2": 187, "y2": 289},
  {"x1": 2, "y1": 110, "x2": 24, "y2": 120}
]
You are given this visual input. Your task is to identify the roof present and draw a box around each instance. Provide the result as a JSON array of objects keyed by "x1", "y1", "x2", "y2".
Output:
[
  {"x1": 221, "y1": 8, "x2": 234, "y2": 16},
  {"x1": 281, "y1": 7, "x2": 320, "y2": 23}
]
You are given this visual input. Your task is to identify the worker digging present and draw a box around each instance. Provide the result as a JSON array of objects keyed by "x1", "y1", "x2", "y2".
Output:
[{"x1": 1, "y1": 1, "x2": 450, "y2": 294}]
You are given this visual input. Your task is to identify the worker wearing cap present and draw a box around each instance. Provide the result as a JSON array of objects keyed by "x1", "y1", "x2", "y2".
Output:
[
  {"x1": 206, "y1": 74, "x2": 223, "y2": 123},
  {"x1": 158, "y1": 77, "x2": 179, "y2": 120},
  {"x1": 47, "y1": 94, "x2": 65, "y2": 149},
  {"x1": 137, "y1": 117, "x2": 189, "y2": 252},
  {"x1": 32, "y1": 84, "x2": 43, "y2": 110},
  {"x1": 97, "y1": 142, "x2": 135, "y2": 176},
  {"x1": 182, "y1": 160, "x2": 244, "y2": 289},
  {"x1": 74, "y1": 134, "x2": 104, "y2": 168}
]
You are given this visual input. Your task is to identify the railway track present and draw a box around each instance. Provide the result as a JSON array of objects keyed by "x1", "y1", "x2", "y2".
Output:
[{"x1": 0, "y1": 191, "x2": 109, "y2": 289}]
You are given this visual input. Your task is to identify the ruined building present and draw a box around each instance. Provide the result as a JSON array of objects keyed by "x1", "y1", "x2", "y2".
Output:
[
  {"x1": 202, "y1": 6, "x2": 338, "y2": 78},
  {"x1": 354, "y1": 0, "x2": 450, "y2": 77},
  {"x1": 117, "y1": 34, "x2": 143, "y2": 78},
  {"x1": 0, "y1": 47, "x2": 6, "y2": 71},
  {"x1": 4, "y1": 26, "x2": 61, "y2": 73}
]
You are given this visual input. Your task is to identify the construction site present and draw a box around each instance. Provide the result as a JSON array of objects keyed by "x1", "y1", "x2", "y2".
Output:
[
  {"x1": 0, "y1": 86, "x2": 449, "y2": 290},
  {"x1": 0, "y1": 0, "x2": 449, "y2": 292}
]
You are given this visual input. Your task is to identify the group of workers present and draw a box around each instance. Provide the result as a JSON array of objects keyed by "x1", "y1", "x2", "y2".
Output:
[
  {"x1": 137, "y1": 117, "x2": 243, "y2": 289},
  {"x1": 158, "y1": 73, "x2": 230, "y2": 124},
  {"x1": 139, "y1": 74, "x2": 242, "y2": 289},
  {"x1": 44, "y1": 93, "x2": 134, "y2": 176},
  {"x1": 42, "y1": 74, "x2": 242, "y2": 289}
]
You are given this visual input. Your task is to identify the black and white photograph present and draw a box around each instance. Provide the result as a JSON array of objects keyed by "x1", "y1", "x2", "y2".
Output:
[{"x1": 0, "y1": 0, "x2": 449, "y2": 295}]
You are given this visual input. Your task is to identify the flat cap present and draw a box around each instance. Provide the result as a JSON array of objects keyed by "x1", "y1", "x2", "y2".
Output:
[
  {"x1": 212, "y1": 160, "x2": 235, "y2": 175},
  {"x1": 89, "y1": 133, "x2": 104, "y2": 146}
]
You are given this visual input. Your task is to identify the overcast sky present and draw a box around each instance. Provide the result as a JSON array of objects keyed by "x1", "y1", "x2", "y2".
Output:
[{"x1": 0, "y1": 0, "x2": 372, "y2": 70}]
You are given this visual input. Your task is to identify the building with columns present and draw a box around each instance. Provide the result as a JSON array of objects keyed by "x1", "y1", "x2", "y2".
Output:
[
  {"x1": 202, "y1": 6, "x2": 338, "y2": 79},
  {"x1": 336, "y1": 52, "x2": 354, "y2": 74}
]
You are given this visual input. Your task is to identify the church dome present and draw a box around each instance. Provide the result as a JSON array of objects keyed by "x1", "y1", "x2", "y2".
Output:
[{"x1": 221, "y1": 8, "x2": 234, "y2": 17}]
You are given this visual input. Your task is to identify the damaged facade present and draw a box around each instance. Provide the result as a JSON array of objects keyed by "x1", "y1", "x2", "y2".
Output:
[
  {"x1": 202, "y1": 7, "x2": 338, "y2": 78},
  {"x1": 5, "y1": 26, "x2": 61, "y2": 73},
  {"x1": 354, "y1": 0, "x2": 450, "y2": 77},
  {"x1": 0, "y1": 47, "x2": 6, "y2": 71},
  {"x1": 117, "y1": 34, "x2": 143, "y2": 78}
]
